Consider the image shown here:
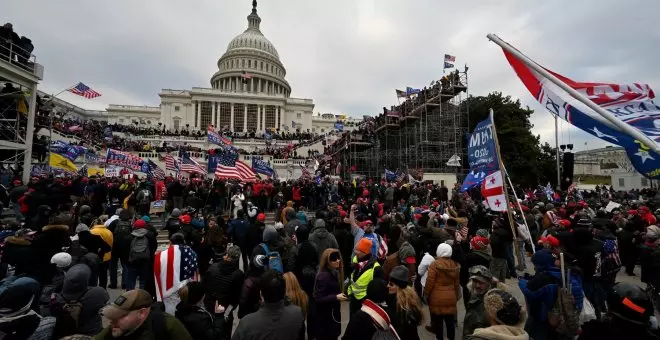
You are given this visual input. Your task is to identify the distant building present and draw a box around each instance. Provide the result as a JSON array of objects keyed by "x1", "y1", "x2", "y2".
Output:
[{"x1": 574, "y1": 146, "x2": 652, "y2": 190}]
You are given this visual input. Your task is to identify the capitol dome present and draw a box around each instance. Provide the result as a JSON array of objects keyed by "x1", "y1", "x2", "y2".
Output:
[{"x1": 211, "y1": 0, "x2": 291, "y2": 97}]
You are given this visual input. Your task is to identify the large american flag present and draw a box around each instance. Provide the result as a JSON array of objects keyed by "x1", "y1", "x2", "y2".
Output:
[
  {"x1": 154, "y1": 245, "x2": 199, "y2": 302},
  {"x1": 147, "y1": 159, "x2": 166, "y2": 180},
  {"x1": 300, "y1": 164, "x2": 312, "y2": 181},
  {"x1": 163, "y1": 153, "x2": 179, "y2": 172},
  {"x1": 215, "y1": 151, "x2": 256, "y2": 182},
  {"x1": 67, "y1": 82, "x2": 102, "y2": 99},
  {"x1": 180, "y1": 151, "x2": 207, "y2": 176}
]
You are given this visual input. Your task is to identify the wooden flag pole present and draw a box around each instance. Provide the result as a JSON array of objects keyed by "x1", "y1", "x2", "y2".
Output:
[{"x1": 489, "y1": 108, "x2": 520, "y2": 267}]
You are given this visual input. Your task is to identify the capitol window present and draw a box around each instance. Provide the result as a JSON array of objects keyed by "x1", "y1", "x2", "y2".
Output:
[
  {"x1": 174, "y1": 106, "x2": 180, "y2": 112},
  {"x1": 248, "y1": 60, "x2": 251, "y2": 68},
  {"x1": 260, "y1": 61, "x2": 263, "y2": 70},
  {"x1": 173, "y1": 118, "x2": 181, "y2": 131},
  {"x1": 242, "y1": 59, "x2": 245, "y2": 68},
  {"x1": 297, "y1": 113, "x2": 302, "y2": 119}
]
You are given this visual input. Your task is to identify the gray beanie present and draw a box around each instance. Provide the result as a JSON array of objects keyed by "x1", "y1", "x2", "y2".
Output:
[
  {"x1": 263, "y1": 225, "x2": 278, "y2": 243},
  {"x1": 314, "y1": 219, "x2": 326, "y2": 229},
  {"x1": 171, "y1": 208, "x2": 181, "y2": 218},
  {"x1": 75, "y1": 223, "x2": 89, "y2": 233},
  {"x1": 389, "y1": 265, "x2": 410, "y2": 288}
]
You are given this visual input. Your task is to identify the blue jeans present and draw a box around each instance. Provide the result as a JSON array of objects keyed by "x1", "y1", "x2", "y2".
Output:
[{"x1": 124, "y1": 264, "x2": 148, "y2": 290}]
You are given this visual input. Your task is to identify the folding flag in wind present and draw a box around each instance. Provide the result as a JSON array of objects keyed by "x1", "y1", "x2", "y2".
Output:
[
  {"x1": 180, "y1": 151, "x2": 208, "y2": 176},
  {"x1": 489, "y1": 34, "x2": 660, "y2": 179},
  {"x1": 67, "y1": 82, "x2": 101, "y2": 99},
  {"x1": 215, "y1": 151, "x2": 256, "y2": 182}
]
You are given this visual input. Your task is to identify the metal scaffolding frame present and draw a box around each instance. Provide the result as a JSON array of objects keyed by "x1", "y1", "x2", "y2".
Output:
[{"x1": 336, "y1": 69, "x2": 469, "y2": 180}]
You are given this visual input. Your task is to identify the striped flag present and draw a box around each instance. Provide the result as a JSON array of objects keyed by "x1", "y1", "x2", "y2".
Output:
[
  {"x1": 444, "y1": 54, "x2": 456, "y2": 62},
  {"x1": 214, "y1": 151, "x2": 256, "y2": 182},
  {"x1": 154, "y1": 244, "x2": 199, "y2": 303},
  {"x1": 67, "y1": 82, "x2": 101, "y2": 99},
  {"x1": 300, "y1": 165, "x2": 312, "y2": 181},
  {"x1": 164, "y1": 153, "x2": 179, "y2": 172},
  {"x1": 147, "y1": 159, "x2": 166, "y2": 180},
  {"x1": 180, "y1": 151, "x2": 207, "y2": 176}
]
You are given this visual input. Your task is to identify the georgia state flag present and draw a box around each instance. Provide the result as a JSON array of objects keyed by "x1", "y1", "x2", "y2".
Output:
[{"x1": 482, "y1": 170, "x2": 507, "y2": 212}]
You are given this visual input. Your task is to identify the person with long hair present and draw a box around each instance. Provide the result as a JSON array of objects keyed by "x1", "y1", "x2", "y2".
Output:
[
  {"x1": 388, "y1": 265, "x2": 423, "y2": 340},
  {"x1": 284, "y1": 272, "x2": 309, "y2": 318},
  {"x1": 312, "y1": 249, "x2": 347, "y2": 340}
]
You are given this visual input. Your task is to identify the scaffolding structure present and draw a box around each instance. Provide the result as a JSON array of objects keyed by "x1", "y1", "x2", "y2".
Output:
[
  {"x1": 333, "y1": 69, "x2": 469, "y2": 180},
  {"x1": 0, "y1": 40, "x2": 43, "y2": 183}
]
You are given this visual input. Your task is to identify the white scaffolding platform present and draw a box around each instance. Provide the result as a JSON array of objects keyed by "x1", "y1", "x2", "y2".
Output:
[{"x1": 0, "y1": 40, "x2": 44, "y2": 182}]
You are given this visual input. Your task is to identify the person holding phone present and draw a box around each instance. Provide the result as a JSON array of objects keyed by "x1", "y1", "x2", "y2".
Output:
[{"x1": 312, "y1": 249, "x2": 347, "y2": 340}]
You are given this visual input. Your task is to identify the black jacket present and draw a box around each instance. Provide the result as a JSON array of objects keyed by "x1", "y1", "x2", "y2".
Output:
[
  {"x1": 490, "y1": 226, "x2": 512, "y2": 259},
  {"x1": 232, "y1": 301, "x2": 305, "y2": 340},
  {"x1": 202, "y1": 260, "x2": 244, "y2": 308},
  {"x1": 573, "y1": 227, "x2": 603, "y2": 280},
  {"x1": 165, "y1": 217, "x2": 182, "y2": 239},
  {"x1": 312, "y1": 269, "x2": 342, "y2": 338},
  {"x1": 175, "y1": 302, "x2": 225, "y2": 340},
  {"x1": 78, "y1": 231, "x2": 111, "y2": 259}
]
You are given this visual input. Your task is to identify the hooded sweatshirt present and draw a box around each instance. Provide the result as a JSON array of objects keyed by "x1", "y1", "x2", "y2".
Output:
[
  {"x1": 309, "y1": 219, "x2": 339, "y2": 255},
  {"x1": 54, "y1": 264, "x2": 109, "y2": 337}
]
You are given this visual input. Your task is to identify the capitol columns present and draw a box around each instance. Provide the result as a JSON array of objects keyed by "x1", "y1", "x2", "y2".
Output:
[
  {"x1": 243, "y1": 104, "x2": 248, "y2": 132},
  {"x1": 230, "y1": 103, "x2": 235, "y2": 131},
  {"x1": 196, "y1": 101, "x2": 201, "y2": 130},
  {"x1": 211, "y1": 101, "x2": 217, "y2": 128}
]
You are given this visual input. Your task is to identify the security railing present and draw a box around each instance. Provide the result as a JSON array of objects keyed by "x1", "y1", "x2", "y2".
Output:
[{"x1": 0, "y1": 39, "x2": 37, "y2": 73}]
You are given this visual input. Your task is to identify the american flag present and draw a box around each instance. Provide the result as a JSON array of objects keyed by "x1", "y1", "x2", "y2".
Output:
[
  {"x1": 67, "y1": 82, "x2": 102, "y2": 99},
  {"x1": 154, "y1": 245, "x2": 199, "y2": 302},
  {"x1": 147, "y1": 159, "x2": 166, "y2": 180},
  {"x1": 444, "y1": 54, "x2": 456, "y2": 62},
  {"x1": 215, "y1": 151, "x2": 256, "y2": 182},
  {"x1": 300, "y1": 165, "x2": 312, "y2": 181},
  {"x1": 241, "y1": 70, "x2": 252, "y2": 80},
  {"x1": 163, "y1": 153, "x2": 179, "y2": 172},
  {"x1": 180, "y1": 151, "x2": 207, "y2": 176}
]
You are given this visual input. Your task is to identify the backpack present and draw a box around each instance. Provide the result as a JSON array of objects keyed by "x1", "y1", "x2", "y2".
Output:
[
  {"x1": 54, "y1": 288, "x2": 89, "y2": 334},
  {"x1": 114, "y1": 220, "x2": 132, "y2": 236},
  {"x1": 129, "y1": 234, "x2": 150, "y2": 264},
  {"x1": 548, "y1": 253, "x2": 580, "y2": 337},
  {"x1": 601, "y1": 239, "x2": 622, "y2": 279},
  {"x1": 260, "y1": 243, "x2": 283, "y2": 273}
]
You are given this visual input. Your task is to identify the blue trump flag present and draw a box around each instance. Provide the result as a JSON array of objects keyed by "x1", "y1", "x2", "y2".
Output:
[
  {"x1": 334, "y1": 122, "x2": 344, "y2": 131},
  {"x1": 252, "y1": 158, "x2": 274, "y2": 177},
  {"x1": 384, "y1": 169, "x2": 396, "y2": 181},
  {"x1": 461, "y1": 116, "x2": 500, "y2": 191},
  {"x1": 50, "y1": 141, "x2": 82, "y2": 162}
]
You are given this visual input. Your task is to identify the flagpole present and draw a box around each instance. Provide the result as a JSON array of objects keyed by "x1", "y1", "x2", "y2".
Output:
[
  {"x1": 45, "y1": 86, "x2": 75, "y2": 172},
  {"x1": 555, "y1": 114, "x2": 561, "y2": 189},
  {"x1": 502, "y1": 165, "x2": 535, "y2": 254},
  {"x1": 489, "y1": 108, "x2": 520, "y2": 267},
  {"x1": 487, "y1": 33, "x2": 660, "y2": 154}
]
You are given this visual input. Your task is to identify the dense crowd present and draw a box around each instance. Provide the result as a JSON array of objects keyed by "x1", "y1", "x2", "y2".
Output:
[{"x1": 1, "y1": 170, "x2": 660, "y2": 340}]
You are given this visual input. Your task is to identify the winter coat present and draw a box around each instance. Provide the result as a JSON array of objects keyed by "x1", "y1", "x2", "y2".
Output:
[
  {"x1": 90, "y1": 224, "x2": 113, "y2": 262},
  {"x1": 31, "y1": 224, "x2": 71, "y2": 283},
  {"x1": 78, "y1": 230, "x2": 111, "y2": 261},
  {"x1": 460, "y1": 249, "x2": 492, "y2": 285},
  {"x1": 572, "y1": 227, "x2": 603, "y2": 280},
  {"x1": 463, "y1": 282, "x2": 508, "y2": 338},
  {"x1": 113, "y1": 215, "x2": 133, "y2": 262},
  {"x1": 232, "y1": 301, "x2": 305, "y2": 340},
  {"x1": 175, "y1": 302, "x2": 225, "y2": 340},
  {"x1": 238, "y1": 269, "x2": 263, "y2": 319},
  {"x1": 1, "y1": 236, "x2": 37, "y2": 279},
  {"x1": 284, "y1": 211, "x2": 301, "y2": 238},
  {"x1": 312, "y1": 269, "x2": 342, "y2": 338},
  {"x1": 228, "y1": 218, "x2": 250, "y2": 246},
  {"x1": 308, "y1": 220, "x2": 339, "y2": 256},
  {"x1": 387, "y1": 294, "x2": 421, "y2": 340},
  {"x1": 95, "y1": 308, "x2": 192, "y2": 340},
  {"x1": 125, "y1": 228, "x2": 157, "y2": 267},
  {"x1": 423, "y1": 257, "x2": 460, "y2": 315},
  {"x1": 202, "y1": 260, "x2": 244, "y2": 308},
  {"x1": 294, "y1": 241, "x2": 318, "y2": 296},
  {"x1": 0, "y1": 311, "x2": 55, "y2": 340},
  {"x1": 490, "y1": 226, "x2": 513, "y2": 259},
  {"x1": 251, "y1": 238, "x2": 297, "y2": 274}
]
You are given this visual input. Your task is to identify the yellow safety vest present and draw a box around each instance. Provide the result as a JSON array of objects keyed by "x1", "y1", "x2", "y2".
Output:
[{"x1": 347, "y1": 256, "x2": 380, "y2": 300}]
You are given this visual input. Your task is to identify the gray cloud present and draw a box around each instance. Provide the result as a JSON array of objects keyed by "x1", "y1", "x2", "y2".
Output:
[{"x1": 4, "y1": 0, "x2": 660, "y2": 149}]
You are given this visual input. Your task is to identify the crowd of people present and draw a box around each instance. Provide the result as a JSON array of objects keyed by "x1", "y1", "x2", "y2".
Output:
[
  {"x1": 1, "y1": 170, "x2": 660, "y2": 339},
  {"x1": 0, "y1": 22, "x2": 34, "y2": 69}
]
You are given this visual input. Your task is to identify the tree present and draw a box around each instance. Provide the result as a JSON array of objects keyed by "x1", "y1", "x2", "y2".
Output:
[
  {"x1": 462, "y1": 92, "x2": 542, "y2": 187},
  {"x1": 538, "y1": 142, "x2": 560, "y2": 188}
]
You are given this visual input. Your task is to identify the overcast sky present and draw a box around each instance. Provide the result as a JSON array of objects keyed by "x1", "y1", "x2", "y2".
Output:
[{"x1": 4, "y1": 0, "x2": 660, "y2": 150}]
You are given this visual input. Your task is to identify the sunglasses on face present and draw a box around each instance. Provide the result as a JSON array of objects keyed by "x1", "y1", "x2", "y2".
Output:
[{"x1": 329, "y1": 253, "x2": 341, "y2": 262}]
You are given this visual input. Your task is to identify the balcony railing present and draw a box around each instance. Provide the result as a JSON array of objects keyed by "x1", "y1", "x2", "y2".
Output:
[{"x1": 0, "y1": 39, "x2": 39, "y2": 76}]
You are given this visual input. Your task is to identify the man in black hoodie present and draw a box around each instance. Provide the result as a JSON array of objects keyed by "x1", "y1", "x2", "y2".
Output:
[
  {"x1": 202, "y1": 245, "x2": 244, "y2": 338},
  {"x1": 489, "y1": 217, "x2": 512, "y2": 283},
  {"x1": 573, "y1": 226, "x2": 606, "y2": 319},
  {"x1": 110, "y1": 209, "x2": 133, "y2": 289}
]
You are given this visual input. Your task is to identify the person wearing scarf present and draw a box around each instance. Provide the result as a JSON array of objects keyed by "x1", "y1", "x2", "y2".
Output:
[{"x1": 347, "y1": 237, "x2": 384, "y2": 315}]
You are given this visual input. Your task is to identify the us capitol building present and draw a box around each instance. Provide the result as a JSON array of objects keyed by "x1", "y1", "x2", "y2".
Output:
[{"x1": 53, "y1": 1, "x2": 360, "y2": 135}]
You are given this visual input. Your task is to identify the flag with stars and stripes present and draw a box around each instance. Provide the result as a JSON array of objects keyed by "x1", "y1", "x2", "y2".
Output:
[
  {"x1": 67, "y1": 82, "x2": 102, "y2": 99},
  {"x1": 180, "y1": 150, "x2": 207, "y2": 176},
  {"x1": 147, "y1": 159, "x2": 166, "y2": 180},
  {"x1": 214, "y1": 151, "x2": 256, "y2": 182},
  {"x1": 163, "y1": 153, "x2": 179, "y2": 172},
  {"x1": 154, "y1": 244, "x2": 199, "y2": 303},
  {"x1": 300, "y1": 164, "x2": 312, "y2": 181}
]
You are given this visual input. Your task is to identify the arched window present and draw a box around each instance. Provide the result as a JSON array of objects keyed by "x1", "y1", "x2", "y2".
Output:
[
  {"x1": 242, "y1": 59, "x2": 245, "y2": 68},
  {"x1": 248, "y1": 60, "x2": 251, "y2": 68}
]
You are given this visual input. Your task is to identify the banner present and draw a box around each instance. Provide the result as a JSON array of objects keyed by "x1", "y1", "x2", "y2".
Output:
[
  {"x1": 49, "y1": 153, "x2": 78, "y2": 173},
  {"x1": 461, "y1": 116, "x2": 499, "y2": 191},
  {"x1": 252, "y1": 158, "x2": 274, "y2": 177},
  {"x1": 103, "y1": 126, "x2": 113, "y2": 141},
  {"x1": 105, "y1": 167, "x2": 121, "y2": 177},
  {"x1": 31, "y1": 164, "x2": 50, "y2": 176},
  {"x1": 150, "y1": 200, "x2": 166, "y2": 214},
  {"x1": 50, "y1": 141, "x2": 81, "y2": 162},
  {"x1": 87, "y1": 166, "x2": 105, "y2": 177},
  {"x1": 334, "y1": 122, "x2": 344, "y2": 131},
  {"x1": 106, "y1": 148, "x2": 143, "y2": 171}
]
